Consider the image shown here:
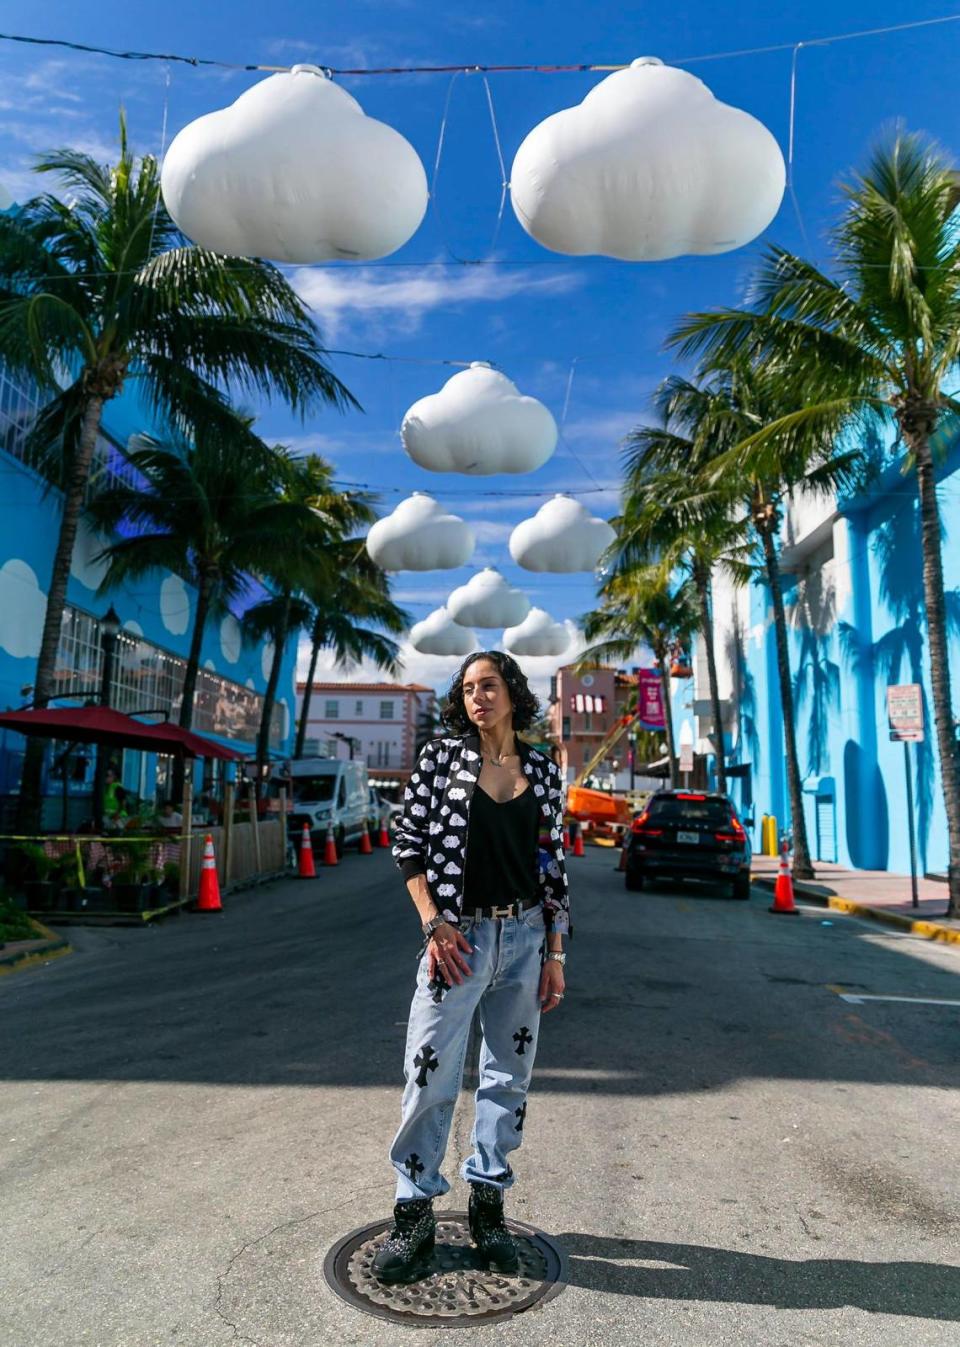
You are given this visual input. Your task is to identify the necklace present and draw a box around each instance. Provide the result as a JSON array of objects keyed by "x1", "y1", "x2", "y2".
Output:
[{"x1": 486, "y1": 748, "x2": 518, "y2": 767}]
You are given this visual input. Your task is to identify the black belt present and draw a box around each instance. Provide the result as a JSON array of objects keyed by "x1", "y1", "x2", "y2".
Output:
[{"x1": 463, "y1": 898, "x2": 540, "y2": 921}]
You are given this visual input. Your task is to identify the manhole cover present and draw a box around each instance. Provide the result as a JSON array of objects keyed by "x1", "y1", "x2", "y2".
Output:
[{"x1": 324, "y1": 1210, "x2": 567, "y2": 1327}]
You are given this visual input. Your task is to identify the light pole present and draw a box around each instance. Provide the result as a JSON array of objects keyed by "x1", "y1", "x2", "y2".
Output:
[{"x1": 93, "y1": 605, "x2": 121, "y2": 831}]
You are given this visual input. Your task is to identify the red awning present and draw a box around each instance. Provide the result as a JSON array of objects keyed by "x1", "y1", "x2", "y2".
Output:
[{"x1": 0, "y1": 707, "x2": 243, "y2": 760}]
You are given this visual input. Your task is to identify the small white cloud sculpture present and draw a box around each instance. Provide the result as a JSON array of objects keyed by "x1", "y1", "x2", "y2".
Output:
[
  {"x1": 161, "y1": 65, "x2": 428, "y2": 263},
  {"x1": 511, "y1": 57, "x2": 785, "y2": 261},
  {"x1": 447, "y1": 569, "x2": 531, "y2": 629},
  {"x1": 366, "y1": 493, "x2": 476, "y2": 572},
  {"x1": 409, "y1": 607, "x2": 478, "y2": 656},
  {"x1": 509, "y1": 494, "x2": 616, "y2": 572},
  {"x1": 502, "y1": 607, "x2": 570, "y2": 657},
  {"x1": 401, "y1": 364, "x2": 558, "y2": 476}
]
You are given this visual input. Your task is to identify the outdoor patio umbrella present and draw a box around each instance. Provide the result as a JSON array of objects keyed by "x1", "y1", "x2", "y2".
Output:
[{"x1": 0, "y1": 706, "x2": 242, "y2": 759}]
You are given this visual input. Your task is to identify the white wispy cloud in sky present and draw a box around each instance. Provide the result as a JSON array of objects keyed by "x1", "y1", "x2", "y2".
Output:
[{"x1": 290, "y1": 264, "x2": 583, "y2": 340}]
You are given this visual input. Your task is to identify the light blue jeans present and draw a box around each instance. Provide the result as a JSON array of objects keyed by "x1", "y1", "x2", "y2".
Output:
[{"x1": 390, "y1": 904, "x2": 547, "y2": 1201}]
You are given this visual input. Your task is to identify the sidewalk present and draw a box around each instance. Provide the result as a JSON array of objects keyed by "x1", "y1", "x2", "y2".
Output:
[
  {"x1": 751, "y1": 855, "x2": 960, "y2": 945},
  {"x1": 0, "y1": 920, "x2": 72, "y2": 976}
]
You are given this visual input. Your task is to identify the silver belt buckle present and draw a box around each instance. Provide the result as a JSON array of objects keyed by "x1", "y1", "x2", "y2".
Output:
[{"x1": 490, "y1": 903, "x2": 515, "y2": 919}]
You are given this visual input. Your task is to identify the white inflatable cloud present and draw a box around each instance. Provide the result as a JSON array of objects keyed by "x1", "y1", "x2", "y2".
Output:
[
  {"x1": 409, "y1": 607, "x2": 478, "y2": 656},
  {"x1": 161, "y1": 65, "x2": 428, "y2": 263},
  {"x1": 509, "y1": 494, "x2": 616, "y2": 573},
  {"x1": 366, "y1": 493, "x2": 476, "y2": 572},
  {"x1": 502, "y1": 607, "x2": 570, "y2": 657},
  {"x1": 401, "y1": 364, "x2": 558, "y2": 476},
  {"x1": 511, "y1": 58, "x2": 785, "y2": 261},
  {"x1": 447, "y1": 568, "x2": 531, "y2": 629}
]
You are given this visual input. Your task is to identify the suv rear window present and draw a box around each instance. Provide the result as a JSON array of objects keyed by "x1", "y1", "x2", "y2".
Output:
[{"x1": 647, "y1": 796, "x2": 732, "y2": 826}]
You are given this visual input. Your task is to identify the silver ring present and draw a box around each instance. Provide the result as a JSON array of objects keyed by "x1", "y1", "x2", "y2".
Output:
[{"x1": 551, "y1": 992, "x2": 563, "y2": 1000}]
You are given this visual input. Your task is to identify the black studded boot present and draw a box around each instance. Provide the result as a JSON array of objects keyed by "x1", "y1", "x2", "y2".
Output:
[
  {"x1": 468, "y1": 1181, "x2": 519, "y2": 1273},
  {"x1": 372, "y1": 1198, "x2": 436, "y2": 1283}
]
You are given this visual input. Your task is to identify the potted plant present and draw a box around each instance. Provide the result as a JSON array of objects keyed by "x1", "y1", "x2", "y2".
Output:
[
  {"x1": 111, "y1": 840, "x2": 159, "y2": 914},
  {"x1": 161, "y1": 860, "x2": 181, "y2": 897},
  {"x1": 54, "y1": 847, "x2": 106, "y2": 913},
  {"x1": 16, "y1": 842, "x2": 57, "y2": 912}
]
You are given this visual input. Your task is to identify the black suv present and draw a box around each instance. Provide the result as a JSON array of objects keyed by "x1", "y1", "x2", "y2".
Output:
[{"x1": 624, "y1": 789, "x2": 752, "y2": 900}]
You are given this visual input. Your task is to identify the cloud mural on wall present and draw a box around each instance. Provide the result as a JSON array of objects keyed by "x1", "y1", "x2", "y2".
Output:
[
  {"x1": 502, "y1": 607, "x2": 571, "y2": 657},
  {"x1": 161, "y1": 65, "x2": 428, "y2": 263},
  {"x1": 0, "y1": 559, "x2": 46, "y2": 659},
  {"x1": 409, "y1": 607, "x2": 478, "y2": 657},
  {"x1": 511, "y1": 58, "x2": 785, "y2": 261},
  {"x1": 70, "y1": 524, "x2": 110, "y2": 591},
  {"x1": 160, "y1": 575, "x2": 190, "y2": 636},
  {"x1": 366, "y1": 493, "x2": 476, "y2": 571},
  {"x1": 261, "y1": 642, "x2": 276, "y2": 682},
  {"x1": 220, "y1": 614, "x2": 242, "y2": 665},
  {"x1": 401, "y1": 364, "x2": 558, "y2": 476},
  {"x1": 509, "y1": 494, "x2": 616, "y2": 572},
  {"x1": 447, "y1": 569, "x2": 531, "y2": 629}
]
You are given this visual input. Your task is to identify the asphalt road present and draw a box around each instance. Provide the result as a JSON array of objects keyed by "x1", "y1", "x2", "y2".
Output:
[{"x1": 2, "y1": 846, "x2": 959, "y2": 1347}]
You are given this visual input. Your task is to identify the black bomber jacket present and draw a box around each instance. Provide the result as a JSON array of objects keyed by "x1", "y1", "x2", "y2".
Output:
[{"x1": 392, "y1": 732, "x2": 571, "y2": 936}]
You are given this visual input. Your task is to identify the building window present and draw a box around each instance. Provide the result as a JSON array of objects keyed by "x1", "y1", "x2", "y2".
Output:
[
  {"x1": 584, "y1": 713, "x2": 592, "y2": 731},
  {"x1": 355, "y1": 699, "x2": 363, "y2": 715},
  {"x1": 325, "y1": 700, "x2": 339, "y2": 719},
  {"x1": 55, "y1": 604, "x2": 281, "y2": 746},
  {"x1": 562, "y1": 716, "x2": 571, "y2": 738},
  {"x1": 380, "y1": 700, "x2": 394, "y2": 719}
]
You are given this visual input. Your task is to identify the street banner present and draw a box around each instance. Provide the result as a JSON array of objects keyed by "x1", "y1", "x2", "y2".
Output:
[
  {"x1": 637, "y1": 669, "x2": 665, "y2": 729},
  {"x1": 887, "y1": 684, "x2": 924, "y2": 742}
]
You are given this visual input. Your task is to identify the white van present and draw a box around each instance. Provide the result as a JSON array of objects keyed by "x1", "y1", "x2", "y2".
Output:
[{"x1": 271, "y1": 758, "x2": 373, "y2": 857}]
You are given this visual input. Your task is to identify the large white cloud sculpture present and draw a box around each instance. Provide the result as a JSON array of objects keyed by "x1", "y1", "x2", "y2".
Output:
[
  {"x1": 401, "y1": 364, "x2": 558, "y2": 476},
  {"x1": 409, "y1": 607, "x2": 478, "y2": 656},
  {"x1": 510, "y1": 58, "x2": 785, "y2": 261},
  {"x1": 502, "y1": 607, "x2": 570, "y2": 657},
  {"x1": 366, "y1": 493, "x2": 476, "y2": 572},
  {"x1": 447, "y1": 568, "x2": 531, "y2": 629},
  {"x1": 509, "y1": 494, "x2": 616, "y2": 572},
  {"x1": 161, "y1": 65, "x2": 428, "y2": 263}
]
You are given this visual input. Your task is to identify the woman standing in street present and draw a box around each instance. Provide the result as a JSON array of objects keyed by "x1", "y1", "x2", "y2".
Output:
[{"x1": 374, "y1": 650, "x2": 571, "y2": 1283}]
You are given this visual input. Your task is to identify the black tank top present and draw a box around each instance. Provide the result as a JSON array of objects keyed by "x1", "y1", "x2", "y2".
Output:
[{"x1": 463, "y1": 784, "x2": 539, "y2": 904}]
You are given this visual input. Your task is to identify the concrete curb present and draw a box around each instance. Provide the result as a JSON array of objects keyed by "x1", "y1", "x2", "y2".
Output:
[
  {"x1": 752, "y1": 875, "x2": 960, "y2": 946},
  {"x1": 0, "y1": 918, "x2": 73, "y2": 976}
]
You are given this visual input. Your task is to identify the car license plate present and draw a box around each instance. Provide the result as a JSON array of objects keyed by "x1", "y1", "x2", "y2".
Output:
[{"x1": 677, "y1": 830, "x2": 699, "y2": 845}]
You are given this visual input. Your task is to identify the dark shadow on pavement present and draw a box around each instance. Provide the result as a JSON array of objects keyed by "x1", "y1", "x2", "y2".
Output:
[{"x1": 556, "y1": 1233, "x2": 960, "y2": 1320}]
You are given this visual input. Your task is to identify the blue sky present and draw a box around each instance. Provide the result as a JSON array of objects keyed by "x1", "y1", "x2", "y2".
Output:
[{"x1": 1, "y1": 1, "x2": 959, "y2": 699}]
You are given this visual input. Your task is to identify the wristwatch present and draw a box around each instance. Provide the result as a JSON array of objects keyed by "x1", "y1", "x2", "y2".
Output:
[
  {"x1": 421, "y1": 915, "x2": 448, "y2": 939},
  {"x1": 546, "y1": 952, "x2": 566, "y2": 966}
]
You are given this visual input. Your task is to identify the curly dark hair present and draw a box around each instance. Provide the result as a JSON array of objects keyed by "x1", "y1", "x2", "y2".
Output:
[{"x1": 440, "y1": 650, "x2": 541, "y2": 735}]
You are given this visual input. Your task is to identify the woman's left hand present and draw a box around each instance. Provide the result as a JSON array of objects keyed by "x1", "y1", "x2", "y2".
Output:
[{"x1": 539, "y1": 959, "x2": 565, "y2": 1014}]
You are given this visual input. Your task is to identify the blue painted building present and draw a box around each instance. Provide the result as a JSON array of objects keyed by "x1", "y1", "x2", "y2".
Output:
[
  {"x1": 0, "y1": 361, "x2": 296, "y2": 826},
  {"x1": 692, "y1": 429, "x2": 960, "y2": 878}
]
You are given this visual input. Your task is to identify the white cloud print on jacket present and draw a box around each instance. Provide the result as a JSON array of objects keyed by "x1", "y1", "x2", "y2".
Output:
[{"x1": 392, "y1": 733, "x2": 571, "y2": 936}]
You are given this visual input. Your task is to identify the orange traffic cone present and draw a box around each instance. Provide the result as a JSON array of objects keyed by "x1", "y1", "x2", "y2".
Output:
[
  {"x1": 770, "y1": 841, "x2": 798, "y2": 915},
  {"x1": 378, "y1": 816, "x2": 390, "y2": 848},
  {"x1": 572, "y1": 823, "x2": 585, "y2": 858},
  {"x1": 323, "y1": 822, "x2": 339, "y2": 867},
  {"x1": 617, "y1": 838, "x2": 628, "y2": 872},
  {"x1": 562, "y1": 824, "x2": 570, "y2": 849},
  {"x1": 196, "y1": 834, "x2": 222, "y2": 912},
  {"x1": 298, "y1": 822, "x2": 316, "y2": 878},
  {"x1": 359, "y1": 819, "x2": 373, "y2": 855}
]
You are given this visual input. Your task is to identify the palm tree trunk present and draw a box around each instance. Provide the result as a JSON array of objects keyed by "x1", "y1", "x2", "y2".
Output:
[
  {"x1": 294, "y1": 621, "x2": 321, "y2": 759},
  {"x1": 760, "y1": 525, "x2": 814, "y2": 878},
  {"x1": 255, "y1": 594, "x2": 291, "y2": 796},
  {"x1": 178, "y1": 575, "x2": 212, "y2": 732},
  {"x1": 694, "y1": 562, "x2": 727, "y2": 795},
  {"x1": 656, "y1": 648, "x2": 679, "y2": 787},
  {"x1": 914, "y1": 438, "x2": 960, "y2": 916},
  {"x1": 15, "y1": 392, "x2": 105, "y2": 832}
]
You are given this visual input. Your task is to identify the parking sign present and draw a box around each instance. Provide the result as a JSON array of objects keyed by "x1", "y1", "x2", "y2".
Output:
[{"x1": 887, "y1": 684, "x2": 924, "y2": 742}]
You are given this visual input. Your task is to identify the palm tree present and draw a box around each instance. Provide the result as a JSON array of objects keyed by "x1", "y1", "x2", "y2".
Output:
[
  {"x1": 0, "y1": 115, "x2": 357, "y2": 827},
  {"x1": 294, "y1": 545, "x2": 408, "y2": 760},
  {"x1": 578, "y1": 566, "x2": 699, "y2": 787},
  {"x1": 671, "y1": 130, "x2": 960, "y2": 910},
  {"x1": 244, "y1": 455, "x2": 376, "y2": 790},
  {"x1": 85, "y1": 418, "x2": 313, "y2": 734},
  {"x1": 617, "y1": 383, "x2": 755, "y2": 794}
]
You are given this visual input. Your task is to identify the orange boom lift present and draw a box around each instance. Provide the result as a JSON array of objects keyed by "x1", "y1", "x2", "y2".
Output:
[{"x1": 565, "y1": 712, "x2": 639, "y2": 841}]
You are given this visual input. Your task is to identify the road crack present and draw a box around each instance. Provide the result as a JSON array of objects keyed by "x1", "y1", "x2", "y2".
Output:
[{"x1": 213, "y1": 1179, "x2": 393, "y2": 1345}]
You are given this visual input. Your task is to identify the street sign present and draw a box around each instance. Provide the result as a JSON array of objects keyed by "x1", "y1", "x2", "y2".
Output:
[
  {"x1": 887, "y1": 684, "x2": 924, "y2": 743},
  {"x1": 679, "y1": 743, "x2": 694, "y2": 773}
]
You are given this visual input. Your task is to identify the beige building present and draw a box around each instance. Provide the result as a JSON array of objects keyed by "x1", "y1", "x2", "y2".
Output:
[{"x1": 295, "y1": 681, "x2": 437, "y2": 790}]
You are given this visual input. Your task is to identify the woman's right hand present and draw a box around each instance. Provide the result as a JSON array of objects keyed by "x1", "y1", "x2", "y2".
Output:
[{"x1": 428, "y1": 922, "x2": 473, "y2": 985}]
